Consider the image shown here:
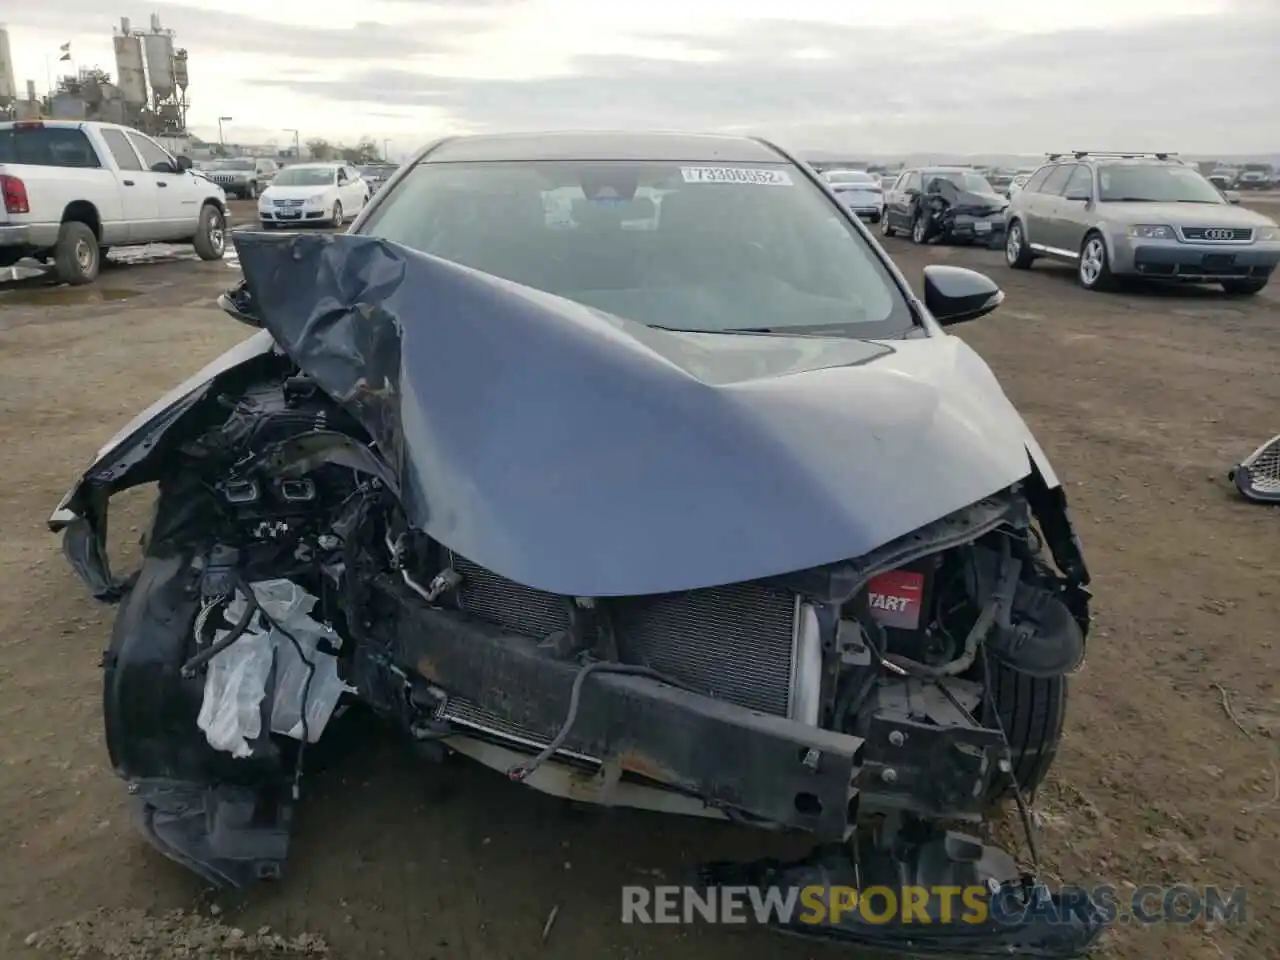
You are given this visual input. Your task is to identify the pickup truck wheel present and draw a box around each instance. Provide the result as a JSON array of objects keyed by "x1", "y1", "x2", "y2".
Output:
[
  {"x1": 1221, "y1": 278, "x2": 1267, "y2": 296},
  {"x1": 193, "y1": 204, "x2": 226, "y2": 261},
  {"x1": 54, "y1": 221, "x2": 100, "y2": 285}
]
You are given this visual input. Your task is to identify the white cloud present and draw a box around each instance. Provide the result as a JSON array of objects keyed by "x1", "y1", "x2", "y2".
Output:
[{"x1": 2, "y1": 0, "x2": 1273, "y2": 155}]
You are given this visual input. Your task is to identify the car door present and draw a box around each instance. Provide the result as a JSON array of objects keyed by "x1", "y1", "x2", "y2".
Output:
[
  {"x1": 1020, "y1": 164, "x2": 1073, "y2": 257},
  {"x1": 342, "y1": 166, "x2": 366, "y2": 210},
  {"x1": 96, "y1": 127, "x2": 156, "y2": 242},
  {"x1": 890, "y1": 170, "x2": 919, "y2": 227},
  {"x1": 127, "y1": 131, "x2": 198, "y2": 239},
  {"x1": 1048, "y1": 164, "x2": 1095, "y2": 254}
]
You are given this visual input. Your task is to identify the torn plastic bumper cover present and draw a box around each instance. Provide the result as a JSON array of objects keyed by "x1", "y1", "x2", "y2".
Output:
[{"x1": 1230, "y1": 432, "x2": 1280, "y2": 503}]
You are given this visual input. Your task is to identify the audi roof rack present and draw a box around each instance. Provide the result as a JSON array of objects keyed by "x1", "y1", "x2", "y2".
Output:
[{"x1": 1047, "y1": 151, "x2": 1179, "y2": 161}]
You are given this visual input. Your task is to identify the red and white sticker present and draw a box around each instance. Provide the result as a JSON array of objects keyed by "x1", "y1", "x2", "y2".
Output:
[{"x1": 866, "y1": 570, "x2": 925, "y2": 630}]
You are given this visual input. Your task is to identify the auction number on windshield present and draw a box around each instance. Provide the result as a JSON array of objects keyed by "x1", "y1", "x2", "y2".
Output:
[{"x1": 680, "y1": 166, "x2": 794, "y2": 186}]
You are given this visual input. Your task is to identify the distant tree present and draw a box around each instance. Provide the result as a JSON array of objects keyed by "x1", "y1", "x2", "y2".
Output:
[
  {"x1": 340, "y1": 137, "x2": 380, "y2": 164},
  {"x1": 306, "y1": 138, "x2": 336, "y2": 161}
]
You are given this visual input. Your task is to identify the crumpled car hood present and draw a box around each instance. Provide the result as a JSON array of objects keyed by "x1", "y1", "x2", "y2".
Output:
[{"x1": 225, "y1": 231, "x2": 1050, "y2": 597}]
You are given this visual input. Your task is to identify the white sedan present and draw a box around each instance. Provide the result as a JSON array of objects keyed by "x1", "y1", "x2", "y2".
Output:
[{"x1": 258, "y1": 162, "x2": 370, "y2": 228}]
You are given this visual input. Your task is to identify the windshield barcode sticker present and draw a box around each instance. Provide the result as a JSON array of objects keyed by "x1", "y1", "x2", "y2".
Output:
[{"x1": 680, "y1": 166, "x2": 794, "y2": 186}]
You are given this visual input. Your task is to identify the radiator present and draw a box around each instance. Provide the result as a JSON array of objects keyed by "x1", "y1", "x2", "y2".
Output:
[{"x1": 439, "y1": 553, "x2": 801, "y2": 753}]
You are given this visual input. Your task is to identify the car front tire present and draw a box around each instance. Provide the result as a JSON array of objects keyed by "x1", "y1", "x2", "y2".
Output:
[
  {"x1": 1077, "y1": 232, "x2": 1114, "y2": 291},
  {"x1": 1005, "y1": 219, "x2": 1034, "y2": 269},
  {"x1": 1221, "y1": 278, "x2": 1267, "y2": 296},
  {"x1": 193, "y1": 204, "x2": 226, "y2": 261}
]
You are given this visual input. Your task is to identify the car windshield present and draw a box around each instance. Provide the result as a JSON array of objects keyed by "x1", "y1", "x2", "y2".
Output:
[
  {"x1": 926, "y1": 171, "x2": 994, "y2": 193},
  {"x1": 206, "y1": 159, "x2": 254, "y2": 171},
  {"x1": 360, "y1": 159, "x2": 914, "y2": 336},
  {"x1": 360, "y1": 165, "x2": 395, "y2": 178},
  {"x1": 826, "y1": 171, "x2": 875, "y2": 185},
  {"x1": 273, "y1": 166, "x2": 336, "y2": 186},
  {"x1": 1097, "y1": 165, "x2": 1225, "y2": 203}
]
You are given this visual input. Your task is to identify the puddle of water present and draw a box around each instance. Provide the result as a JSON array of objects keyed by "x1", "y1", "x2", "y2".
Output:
[{"x1": 0, "y1": 285, "x2": 142, "y2": 305}]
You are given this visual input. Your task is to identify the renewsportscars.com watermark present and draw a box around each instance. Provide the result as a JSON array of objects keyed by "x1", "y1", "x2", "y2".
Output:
[{"x1": 621, "y1": 884, "x2": 1248, "y2": 927}]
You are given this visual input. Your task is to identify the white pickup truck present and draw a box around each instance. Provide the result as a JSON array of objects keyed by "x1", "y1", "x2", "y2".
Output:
[{"x1": 0, "y1": 119, "x2": 228, "y2": 284}]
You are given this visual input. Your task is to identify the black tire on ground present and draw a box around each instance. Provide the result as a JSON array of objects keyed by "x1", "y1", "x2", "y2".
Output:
[
  {"x1": 193, "y1": 204, "x2": 226, "y2": 261},
  {"x1": 911, "y1": 209, "x2": 930, "y2": 245},
  {"x1": 53, "y1": 220, "x2": 100, "y2": 285},
  {"x1": 246, "y1": 182, "x2": 258, "y2": 200},
  {"x1": 1005, "y1": 219, "x2": 1034, "y2": 269},
  {"x1": 985, "y1": 664, "x2": 1067, "y2": 802},
  {"x1": 1077, "y1": 231, "x2": 1115, "y2": 291},
  {"x1": 331, "y1": 201, "x2": 344, "y2": 228},
  {"x1": 881, "y1": 211, "x2": 896, "y2": 237},
  {"x1": 1221, "y1": 278, "x2": 1267, "y2": 296}
]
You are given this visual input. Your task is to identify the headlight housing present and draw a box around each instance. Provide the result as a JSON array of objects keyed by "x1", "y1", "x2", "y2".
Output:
[
  {"x1": 308, "y1": 194, "x2": 327, "y2": 204},
  {"x1": 1125, "y1": 224, "x2": 1175, "y2": 240},
  {"x1": 1256, "y1": 226, "x2": 1279, "y2": 242}
]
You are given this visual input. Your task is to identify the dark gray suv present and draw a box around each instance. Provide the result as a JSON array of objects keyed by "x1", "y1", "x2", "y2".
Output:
[{"x1": 1003, "y1": 152, "x2": 1279, "y2": 295}]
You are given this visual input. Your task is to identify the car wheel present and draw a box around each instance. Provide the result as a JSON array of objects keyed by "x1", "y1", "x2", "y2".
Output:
[
  {"x1": 911, "y1": 209, "x2": 929, "y2": 244},
  {"x1": 881, "y1": 210, "x2": 896, "y2": 237},
  {"x1": 1077, "y1": 232, "x2": 1114, "y2": 291},
  {"x1": 985, "y1": 664, "x2": 1067, "y2": 803},
  {"x1": 246, "y1": 181, "x2": 258, "y2": 200},
  {"x1": 1005, "y1": 219, "x2": 1034, "y2": 269},
  {"x1": 54, "y1": 221, "x2": 101, "y2": 285},
  {"x1": 331, "y1": 201, "x2": 344, "y2": 228},
  {"x1": 193, "y1": 204, "x2": 226, "y2": 261},
  {"x1": 1221, "y1": 278, "x2": 1267, "y2": 296}
]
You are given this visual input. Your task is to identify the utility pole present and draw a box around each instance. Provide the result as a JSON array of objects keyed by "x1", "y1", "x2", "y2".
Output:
[
  {"x1": 383, "y1": 138, "x2": 391, "y2": 162},
  {"x1": 218, "y1": 115, "x2": 232, "y2": 145},
  {"x1": 284, "y1": 128, "x2": 300, "y2": 159}
]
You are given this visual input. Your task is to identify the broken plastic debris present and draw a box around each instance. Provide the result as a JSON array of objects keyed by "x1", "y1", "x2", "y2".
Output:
[{"x1": 196, "y1": 579, "x2": 355, "y2": 757}]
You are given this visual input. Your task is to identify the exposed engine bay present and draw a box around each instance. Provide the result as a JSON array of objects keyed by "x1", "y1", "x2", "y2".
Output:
[{"x1": 51, "y1": 233, "x2": 1105, "y2": 957}]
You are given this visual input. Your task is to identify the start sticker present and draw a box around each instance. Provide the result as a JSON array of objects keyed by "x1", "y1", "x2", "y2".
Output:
[
  {"x1": 680, "y1": 166, "x2": 794, "y2": 186},
  {"x1": 866, "y1": 570, "x2": 925, "y2": 630}
]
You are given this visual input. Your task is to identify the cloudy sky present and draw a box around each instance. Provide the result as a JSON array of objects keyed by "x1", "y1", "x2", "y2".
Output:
[{"x1": 3, "y1": 0, "x2": 1276, "y2": 157}]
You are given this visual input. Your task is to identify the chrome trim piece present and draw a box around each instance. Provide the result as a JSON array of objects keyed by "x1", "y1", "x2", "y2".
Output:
[
  {"x1": 787, "y1": 601, "x2": 823, "y2": 726},
  {"x1": 1176, "y1": 226, "x2": 1253, "y2": 244}
]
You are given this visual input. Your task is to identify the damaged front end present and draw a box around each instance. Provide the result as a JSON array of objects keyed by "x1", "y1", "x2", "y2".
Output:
[
  {"x1": 51, "y1": 232, "x2": 1103, "y2": 956},
  {"x1": 922, "y1": 182, "x2": 1008, "y2": 248}
]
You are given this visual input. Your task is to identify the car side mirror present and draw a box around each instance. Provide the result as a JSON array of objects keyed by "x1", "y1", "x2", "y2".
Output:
[
  {"x1": 176, "y1": 155, "x2": 193, "y2": 171},
  {"x1": 923, "y1": 265, "x2": 1004, "y2": 327},
  {"x1": 216, "y1": 281, "x2": 262, "y2": 328},
  {"x1": 1064, "y1": 188, "x2": 1091, "y2": 202},
  {"x1": 1224, "y1": 190, "x2": 1241, "y2": 205}
]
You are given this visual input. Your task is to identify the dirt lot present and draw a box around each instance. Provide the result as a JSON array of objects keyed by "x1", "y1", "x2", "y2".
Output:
[{"x1": 1, "y1": 198, "x2": 1278, "y2": 960}]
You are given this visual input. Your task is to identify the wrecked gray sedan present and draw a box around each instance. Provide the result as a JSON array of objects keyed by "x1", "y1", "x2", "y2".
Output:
[{"x1": 50, "y1": 132, "x2": 1102, "y2": 956}]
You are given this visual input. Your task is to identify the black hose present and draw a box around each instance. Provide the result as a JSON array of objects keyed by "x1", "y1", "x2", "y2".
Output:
[{"x1": 180, "y1": 590, "x2": 261, "y2": 678}]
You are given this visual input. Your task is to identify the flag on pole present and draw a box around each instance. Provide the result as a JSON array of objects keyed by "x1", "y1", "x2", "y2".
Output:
[
  {"x1": 59, "y1": 42, "x2": 71, "y2": 52},
  {"x1": 59, "y1": 53, "x2": 71, "y2": 61}
]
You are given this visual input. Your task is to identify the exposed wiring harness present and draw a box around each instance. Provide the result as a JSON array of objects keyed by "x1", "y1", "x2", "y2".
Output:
[
  {"x1": 506, "y1": 660, "x2": 693, "y2": 783},
  {"x1": 180, "y1": 591, "x2": 261, "y2": 679}
]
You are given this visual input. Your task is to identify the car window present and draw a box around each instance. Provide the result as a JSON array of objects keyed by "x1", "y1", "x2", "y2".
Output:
[
  {"x1": 0, "y1": 126, "x2": 102, "y2": 168},
  {"x1": 273, "y1": 166, "x2": 337, "y2": 186},
  {"x1": 98, "y1": 128, "x2": 143, "y2": 171},
  {"x1": 1038, "y1": 165, "x2": 1074, "y2": 196},
  {"x1": 127, "y1": 132, "x2": 175, "y2": 173},
  {"x1": 360, "y1": 159, "x2": 916, "y2": 337},
  {"x1": 1062, "y1": 165, "x2": 1092, "y2": 197},
  {"x1": 1023, "y1": 166, "x2": 1053, "y2": 193},
  {"x1": 1097, "y1": 164, "x2": 1226, "y2": 203},
  {"x1": 905, "y1": 171, "x2": 922, "y2": 191}
]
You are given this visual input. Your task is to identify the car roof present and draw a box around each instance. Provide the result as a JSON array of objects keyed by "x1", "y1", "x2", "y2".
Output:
[
  {"x1": 285, "y1": 162, "x2": 341, "y2": 169},
  {"x1": 420, "y1": 131, "x2": 788, "y2": 164}
]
